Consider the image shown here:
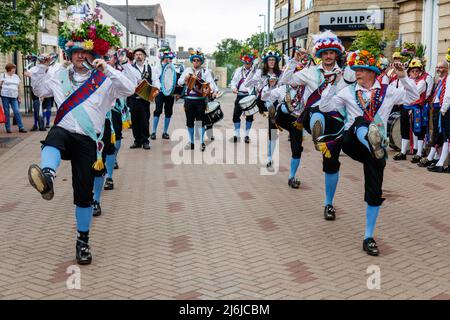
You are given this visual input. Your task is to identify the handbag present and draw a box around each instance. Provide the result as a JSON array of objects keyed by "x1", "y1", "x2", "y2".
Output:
[{"x1": 0, "y1": 104, "x2": 6, "y2": 124}]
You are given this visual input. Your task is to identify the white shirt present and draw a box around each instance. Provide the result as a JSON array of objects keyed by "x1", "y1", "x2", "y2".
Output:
[
  {"x1": 262, "y1": 84, "x2": 312, "y2": 115},
  {"x1": 433, "y1": 76, "x2": 448, "y2": 104},
  {"x1": 31, "y1": 64, "x2": 135, "y2": 135},
  {"x1": 178, "y1": 67, "x2": 215, "y2": 89},
  {"x1": 243, "y1": 69, "x2": 272, "y2": 94},
  {"x1": 134, "y1": 62, "x2": 161, "y2": 89},
  {"x1": 440, "y1": 75, "x2": 450, "y2": 114},
  {"x1": 0, "y1": 73, "x2": 21, "y2": 98},
  {"x1": 320, "y1": 77, "x2": 419, "y2": 130},
  {"x1": 231, "y1": 66, "x2": 254, "y2": 95}
]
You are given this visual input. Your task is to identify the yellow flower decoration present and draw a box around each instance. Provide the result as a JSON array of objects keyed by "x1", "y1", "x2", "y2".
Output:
[{"x1": 84, "y1": 40, "x2": 94, "y2": 51}]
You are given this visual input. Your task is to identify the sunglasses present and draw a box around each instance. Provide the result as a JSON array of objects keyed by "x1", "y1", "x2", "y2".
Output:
[{"x1": 192, "y1": 59, "x2": 201, "y2": 62}]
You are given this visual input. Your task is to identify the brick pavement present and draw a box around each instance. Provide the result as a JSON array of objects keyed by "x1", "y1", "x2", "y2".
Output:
[{"x1": 0, "y1": 91, "x2": 449, "y2": 300}]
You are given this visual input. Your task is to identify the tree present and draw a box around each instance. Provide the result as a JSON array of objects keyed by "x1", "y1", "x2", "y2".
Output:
[
  {"x1": 213, "y1": 38, "x2": 243, "y2": 83},
  {"x1": 244, "y1": 32, "x2": 274, "y2": 53},
  {"x1": 0, "y1": 1, "x2": 34, "y2": 53}
]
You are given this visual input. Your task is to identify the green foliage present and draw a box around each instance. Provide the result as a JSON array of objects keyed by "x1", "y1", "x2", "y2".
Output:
[
  {"x1": 0, "y1": 1, "x2": 34, "y2": 53},
  {"x1": 349, "y1": 28, "x2": 396, "y2": 57}
]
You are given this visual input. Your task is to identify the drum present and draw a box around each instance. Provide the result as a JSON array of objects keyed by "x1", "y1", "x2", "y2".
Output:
[
  {"x1": 173, "y1": 64, "x2": 184, "y2": 96},
  {"x1": 204, "y1": 101, "x2": 224, "y2": 126},
  {"x1": 161, "y1": 63, "x2": 177, "y2": 96},
  {"x1": 135, "y1": 79, "x2": 159, "y2": 102},
  {"x1": 387, "y1": 112, "x2": 401, "y2": 151},
  {"x1": 239, "y1": 95, "x2": 259, "y2": 116}
]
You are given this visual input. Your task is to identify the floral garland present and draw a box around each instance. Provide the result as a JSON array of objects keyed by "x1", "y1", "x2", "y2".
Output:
[
  {"x1": 240, "y1": 47, "x2": 259, "y2": 63},
  {"x1": 347, "y1": 50, "x2": 382, "y2": 70}
]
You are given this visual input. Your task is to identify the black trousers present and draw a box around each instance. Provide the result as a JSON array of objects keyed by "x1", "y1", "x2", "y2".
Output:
[
  {"x1": 42, "y1": 126, "x2": 96, "y2": 208},
  {"x1": 129, "y1": 96, "x2": 150, "y2": 145},
  {"x1": 233, "y1": 95, "x2": 254, "y2": 123},
  {"x1": 275, "y1": 111, "x2": 303, "y2": 159},
  {"x1": 303, "y1": 107, "x2": 344, "y2": 174},
  {"x1": 443, "y1": 111, "x2": 450, "y2": 140},
  {"x1": 400, "y1": 108, "x2": 426, "y2": 140},
  {"x1": 342, "y1": 119, "x2": 386, "y2": 206},
  {"x1": 154, "y1": 92, "x2": 174, "y2": 118},
  {"x1": 184, "y1": 98, "x2": 207, "y2": 128},
  {"x1": 430, "y1": 105, "x2": 443, "y2": 147},
  {"x1": 111, "y1": 109, "x2": 123, "y2": 141}
]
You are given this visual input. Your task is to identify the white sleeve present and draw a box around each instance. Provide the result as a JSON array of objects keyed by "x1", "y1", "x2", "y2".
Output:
[
  {"x1": 178, "y1": 67, "x2": 191, "y2": 86},
  {"x1": 243, "y1": 69, "x2": 261, "y2": 89},
  {"x1": 151, "y1": 65, "x2": 161, "y2": 89},
  {"x1": 393, "y1": 77, "x2": 420, "y2": 106},
  {"x1": 121, "y1": 63, "x2": 141, "y2": 87},
  {"x1": 425, "y1": 74, "x2": 433, "y2": 98},
  {"x1": 30, "y1": 64, "x2": 53, "y2": 98},
  {"x1": 263, "y1": 86, "x2": 283, "y2": 104},
  {"x1": 230, "y1": 67, "x2": 241, "y2": 90},
  {"x1": 103, "y1": 64, "x2": 136, "y2": 98},
  {"x1": 441, "y1": 76, "x2": 450, "y2": 113},
  {"x1": 319, "y1": 86, "x2": 346, "y2": 113}
]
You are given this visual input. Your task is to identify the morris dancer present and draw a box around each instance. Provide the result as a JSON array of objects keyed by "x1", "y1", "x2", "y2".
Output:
[
  {"x1": 231, "y1": 47, "x2": 258, "y2": 143},
  {"x1": 27, "y1": 16, "x2": 135, "y2": 265},
  {"x1": 178, "y1": 49, "x2": 215, "y2": 151},
  {"x1": 152, "y1": 47, "x2": 176, "y2": 140},
  {"x1": 320, "y1": 50, "x2": 419, "y2": 255}
]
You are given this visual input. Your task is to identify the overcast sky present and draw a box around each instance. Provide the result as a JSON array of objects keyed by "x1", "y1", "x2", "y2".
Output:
[{"x1": 100, "y1": 0, "x2": 274, "y2": 54}]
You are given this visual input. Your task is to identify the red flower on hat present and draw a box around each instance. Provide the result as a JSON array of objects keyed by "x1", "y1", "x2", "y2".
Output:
[
  {"x1": 87, "y1": 29, "x2": 97, "y2": 40},
  {"x1": 93, "y1": 38, "x2": 109, "y2": 56}
]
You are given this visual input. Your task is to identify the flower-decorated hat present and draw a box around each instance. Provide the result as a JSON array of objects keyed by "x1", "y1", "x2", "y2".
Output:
[
  {"x1": 312, "y1": 30, "x2": 345, "y2": 58},
  {"x1": 446, "y1": 47, "x2": 450, "y2": 63},
  {"x1": 401, "y1": 42, "x2": 427, "y2": 68},
  {"x1": 189, "y1": 48, "x2": 205, "y2": 64},
  {"x1": 58, "y1": 7, "x2": 122, "y2": 59},
  {"x1": 262, "y1": 45, "x2": 282, "y2": 63},
  {"x1": 408, "y1": 58, "x2": 423, "y2": 70},
  {"x1": 240, "y1": 46, "x2": 259, "y2": 64},
  {"x1": 159, "y1": 46, "x2": 176, "y2": 60},
  {"x1": 347, "y1": 50, "x2": 383, "y2": 75}
]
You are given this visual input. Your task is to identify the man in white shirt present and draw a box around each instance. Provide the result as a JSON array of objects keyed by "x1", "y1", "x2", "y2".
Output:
[
  {"x1": 27, "y1": 18, "x2": 135, "y2": 265},
  {"x1": 319, "y1": 50, "x2": 419, "y2": 256}
]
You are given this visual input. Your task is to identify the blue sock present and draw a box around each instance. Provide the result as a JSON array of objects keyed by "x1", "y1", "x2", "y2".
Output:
[
  {"x1": 75, "y1": 206, "x2": 93, "y2": 232},
  {"x1": 93, "y1": 176, "x2": 105, "y2": 203},
  {"x1": 41, "y1": 146, "x2": 61, "y2": 172},
  {"x1": 245, "y1": 121, "x2": 252, "y2": 136},
  {"x1": 152, "y1": 116, "x2": 160, "y2": 134},
  {"x1": 201, "y1": 127, "x2": 205, "y2": 144},
  {"x1": 114, "y1": 139, "x2": 122, "y2": 155},
  {"x1": 188, "y1": 127, "x2": 194, "y2": 144},
  {"x1": 325, "y1": 172, "x2": 339, "y2": 206},
  {"x1": 310, "y1": 112, "x2": 325, "y2": 133},
  {"x1": 365, "y1": 205, "x2": 380, "y2": 239},
  {"x1": 45, "y1": 110, "x2": 51, "y2": 126},
  {"x1": 356, "y1": 126, "x2": 371, "y2": 152},
  {"x1": 164, "y1": 118, "x2": 171, "y2": 134},
  {"x1": 106, "y1": 154, "x2": 115, "y2": 179},
  {"x1": 268, "y1": 139, "x2": 277, "y2": 161},
  {"x1": 290, "y1": 158, "x2": 301, "y2": 179},
  {"x1": 234, "y1": 122, "x2": 241, "y2": 137}
]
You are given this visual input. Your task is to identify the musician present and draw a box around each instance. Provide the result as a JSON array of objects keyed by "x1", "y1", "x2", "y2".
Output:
[
  {"x1": 205, "y1": 70, "x2": 221, "y2": 141},
  {"x1": 419, "y1": 61, "x2": 449, "y2": 169},
  {"x1": 280, "y1": 30, "x2": 354, "y2": 221},
  {"x1": 231, "y1": 47, "x2": 259, "y2": 143},
  {"x1": 151, "y1": 47, "x2": 176, "y2": 140},
  {"x1": 428, "y1": 58, "x2": 450, "y2": 173},
  {"x1": 129, "y1": 47, "x2": 160, "y2": 150},
  {"x1": 177, "y1": 49, "x2": 215, "y2": 151},
  {"x1": 27, "y1": 17, "x2": 135, "y2": 265},
  {"x1": 92, "y1": 47, "x2": 141, "y2": 216},
  {"x1": 244, "y1": 46, "x2": 282, "y2": 166},
  {"x1": 262, "y1": 53, "x2": 311, "y2": 188},
  {"x1": 319, "y1": 50, "x2": 419, "y2": 256},
  {"x1": 393, "y1": 58, "x2": 429, "y2": 162}
]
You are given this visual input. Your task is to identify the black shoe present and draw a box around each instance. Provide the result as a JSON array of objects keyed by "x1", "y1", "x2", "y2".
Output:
[
  {"x1": 266, "y1": 160, "x2": 273, "y2": 168},
  {"x1": 209, "y1": 136, "x2": 215, "y2": 141},
  {"x1": 311, "y1": 120, "x2": 323, "y2": 151},
  {"x1": 162, "y1": 133, "x2": 170, "y2": 140},
  {"x1": 92, "y1": 200, "x2": 102, "y2": 217},
  {"x1": 201, "y1": 143, "x2": 206, "y2": 152},
  {"x1": 244, "y1": 136, "x2": 250, "y2": 144},
  {"x1": 6, "y1": 129, "x2": 12, "y2": 133},
  {"x1": 410, "y1": 155, "x2": 422, "y2": 164},
  {"x1": 76, "y1": 240, "x2": 92, "y2": 265},
  {"x1": 363, "y1": 238, "x2": 380, "y2": 256},
  {"x1": 104, "y1": 178, "x2": 114, "y2": 190},
  {"x1": 393, "y1": 152, "x2": 406, "y2": 161},
  {"x1": 191, "y1": 143, "x2": 195, "y2": 150},
  {"x1": 427, "y1": 163, "x2": 437, "y2": 170},
  {"x1": 233, "y1": 136, "x2": 238, "y2": 143},
  {"x1": 19, "y1": 128, "x2": 27, "y2": 133},
  {"x1": 30, "y1": 125, "x2": 38, "y2": 132},
  {"x1": 428, "y1": 165, "x2": 444, "y2": 173},
  {"x1": 444, "y1": 167, "x2": 450, "y2": 173},
  {"x1": 324, "y1": 205, "x2": 336, "y2": 221},
  {"x1": 417, "y1": 159, "x2": 433, "y2": 167},
  {"x1": 288, "y1": 177, "x2": 301, "y2": 189},
  {"x1": 150, "y1": 133, "x2": 156, "y2": 140},
  {"x1": 114, "y1": 161, "x2": 119, "y2": 170},
  {"x1": 46, "y1": 125, "x2": 50, "y2": 129},
  {"x1": 39, "y1": 127, "x2": 47, "y2": 132},
  {"x1": 143, "y1": 142, "x2": 151, "y2": 150},
  {"x1": 28, "y1": 164, "x2": 54, "y2": 200},
  {"x1": 130, "y1": 142, "x2": 142, "y2": 149}
]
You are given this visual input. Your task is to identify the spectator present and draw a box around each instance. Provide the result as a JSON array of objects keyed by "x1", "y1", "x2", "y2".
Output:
[{"x1": 0, "y1": 63, "x2": 27, "y2": 133}]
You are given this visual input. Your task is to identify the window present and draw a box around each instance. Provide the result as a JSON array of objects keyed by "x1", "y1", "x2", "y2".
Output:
[
  {"x1": 39, "y1": 18, "x2": 46, "y2": 30},
  {"x1": 275, "y1": 7, "x2": 281, "y2": 22},
  {"x1": 305, "y1": 0, "x2": 314, "y2": 10},
  {"x1": 294, "y1": 0, "x2": 302, "y2": 12},
  {"x1": 281, "y1": 3, "x2": 288, "y2": 19}
]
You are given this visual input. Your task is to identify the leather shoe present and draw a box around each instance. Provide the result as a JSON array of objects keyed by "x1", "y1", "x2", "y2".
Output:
[
  {"x1": 92, "y1": 200, "x2": 102, "y2": 217},
  {"x1": 393, "y1": 152, "x2": 406, "y2": 161},
  {"x1": 143, "y1": 142, "x2": 151, "y2": 150},
  {"x1": 288, "y1": 177, "x2": 301, "y2": 189},
  {"x1": 150, "y1": 133, "x2": 156, "y2": 140},
  {"x1": 410, "y1": 155, "x2": 422, "y2": 164},
  {"x1": 428, "y1": 165, "x2": 444, "y2": 173},
  {"x1": 19, "y1": 128, "x2": 27, "y2": 133},
  {"x1": 363, "y1": 238, "x2": 380, "y2": 256},
  {"x1": 162, "y1": 133, "x2": 170, "y2": 140},
  {"x1": 324, "y1": 205, "x2": 336, "y2": 221},
  {"x1": 244, "y1": 136, "x2": 250, "y2": 144},
  {"x1": 28, "y1": 164, "x2": 54, "y2": 200},
  {"x1": 76, "y1": 240, "x2": 92, "y2": 265},
  {"x1": 104, "y1": 178, "x2": 114, "y2": 190},
  {"x1": 130, "y1": 142, "x2": 142, "y2": 149}
]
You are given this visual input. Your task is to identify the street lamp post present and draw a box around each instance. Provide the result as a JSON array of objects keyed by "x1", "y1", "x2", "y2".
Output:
[
  {"x1": 258, "y1": 26, "x2": 262, "y2": 53},
  {"x1": 267, "y1": 0, "x2": 270, "y2": 46},
  {"x1": 126, "y1": 0, "x2": 129, "y2": 47},
  {"x1": 259, "y1": 14, "x2": 266, "y2": 49}
]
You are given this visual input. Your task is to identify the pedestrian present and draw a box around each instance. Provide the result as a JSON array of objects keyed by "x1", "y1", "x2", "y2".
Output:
[{"x1": 0, "y1": 63, "x2": 27, "y2": 133}]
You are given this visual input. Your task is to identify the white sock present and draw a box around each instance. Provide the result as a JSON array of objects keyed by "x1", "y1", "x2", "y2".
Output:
[
  {"x1": 427, "y1": 147, "x2": 436, "y2": 161},
  {"x1": 436, "y1": 141, "x2": 449, "y2": 167},
  {"x1": 413, "y1": 135, "x2": 418, "y2": 150},
  {"x1": 434, "y1": 151, "x2": 441, "y2": 160},
  {"x1": 416, "y1": 140, "x2": 424, "y2": 156},
  {"x1": 401, "y1": 139, "x2": 409, "y2": 155},
  {"x1": 245, "y1": 129, "x2": 250, "y2": 137}
]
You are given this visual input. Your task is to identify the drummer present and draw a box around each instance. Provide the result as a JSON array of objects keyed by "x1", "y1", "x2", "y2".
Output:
[
  {"x1": 205, "y1": 69, "x2": 220, "y2": 141},
  {"x1": 262, "y1": 51, "x2": 311, "y2": 188},
  {"x1": 151, "y1": 47, "x2": 176, "y2": 141},
  {"x1": 231, "y1": 47, "x2": 259, "y2": 143},
  {"x1": 178, "y1": 48, "x2": 216, "y2": 151}
]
